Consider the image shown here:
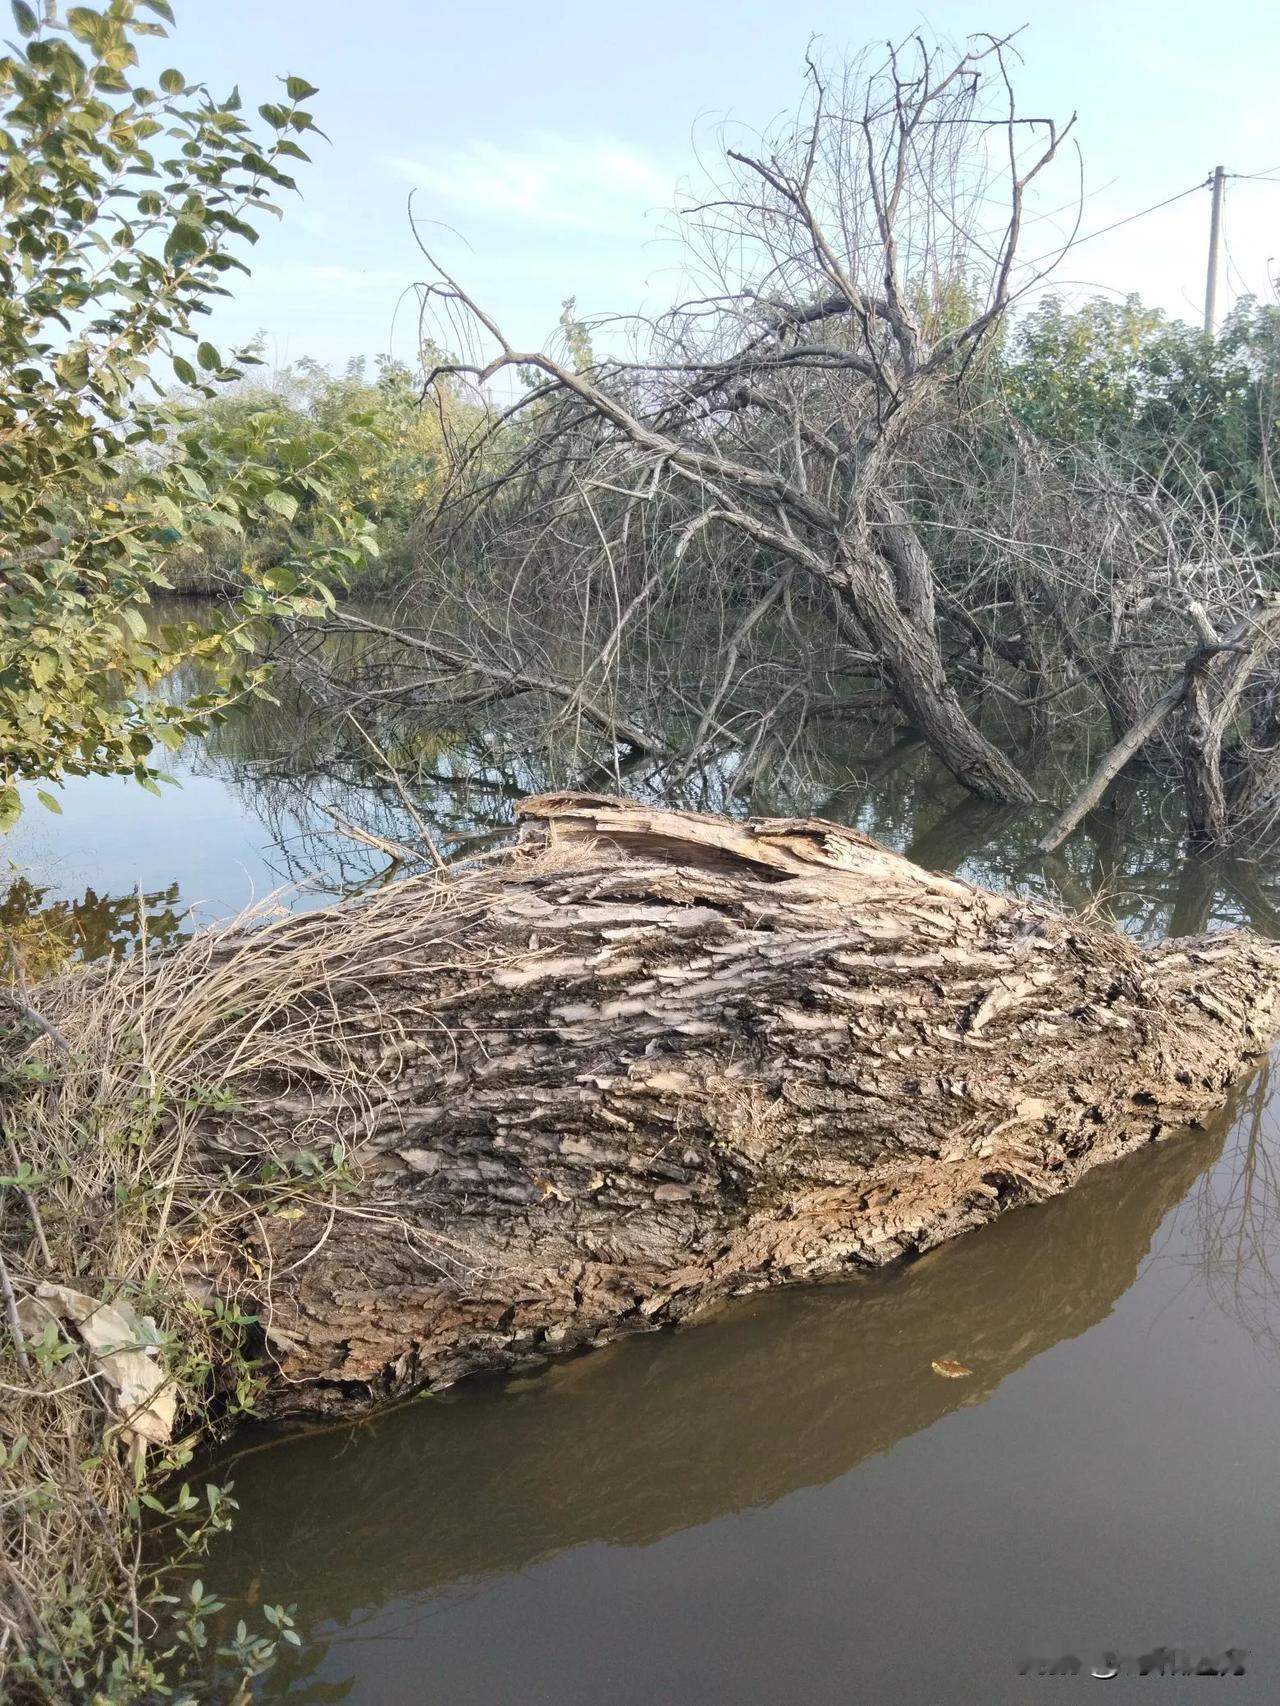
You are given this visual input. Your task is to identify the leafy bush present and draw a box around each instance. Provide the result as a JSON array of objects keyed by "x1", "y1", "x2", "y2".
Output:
[
  {"x1": 1004, "y1": 293, "x2": 1280, "y2": 548},
  {"x1": 0, "y1": 0, "x2": 378, "y2": 828},
  {"x1": 170, "y1": 353, "x2": 476, "y2": 594}
]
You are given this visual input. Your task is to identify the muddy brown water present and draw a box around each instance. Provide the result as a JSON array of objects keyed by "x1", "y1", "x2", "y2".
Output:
[{"x1": 7, "y1": 628, "x2": 1280, "y2": 1702}]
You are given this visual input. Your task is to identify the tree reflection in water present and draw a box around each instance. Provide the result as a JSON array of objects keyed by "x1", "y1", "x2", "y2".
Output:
[
  {"x1": 8, "y1": 603, "x2": 1280, "y2": 953},
  {"x1": 186, "y1": 683, "x2": 1280, "y2": 945},
  {"x1": 0, "y1": 875, "x2": 187, "y2": 971},
  {"x1": 1191, "y1": 1062, "x2": 1280, "y2": 1359}
]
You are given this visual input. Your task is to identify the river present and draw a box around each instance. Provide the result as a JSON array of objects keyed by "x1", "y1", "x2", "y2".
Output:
[{"x1": 5, "y1": 621, "x2": 1280, "y2": 1702}]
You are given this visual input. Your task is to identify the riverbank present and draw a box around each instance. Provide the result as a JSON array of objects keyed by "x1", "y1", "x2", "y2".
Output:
[
  {"x1": 0, "y1": 885, "x2": 326, "y2": 1700},
  {"x1": 4, "y1": 795, "x2": 1279, "y2": 1699}
]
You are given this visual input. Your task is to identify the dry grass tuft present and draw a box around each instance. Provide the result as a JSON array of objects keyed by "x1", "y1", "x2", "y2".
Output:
[{"x1": 0, "y1": 863, "x2": 490, "y2": 1701}]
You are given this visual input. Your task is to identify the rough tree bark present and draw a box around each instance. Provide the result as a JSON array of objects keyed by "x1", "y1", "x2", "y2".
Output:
[
  {"x1": 173, "y1": 793, "x2": 1280, "y2": 1420},
  {"x1": 221, "y1": 1116, "x2": 1221, "y2": 1605},
  {"x1": 835, "y1": 543, "x2": 1037, "y2": 803}
]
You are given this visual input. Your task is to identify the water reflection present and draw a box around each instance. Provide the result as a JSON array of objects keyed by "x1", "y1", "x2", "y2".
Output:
[
  {"x1": 6, "y1": 603, "x2": 1280, "y2": 950},
  {"x1": 171, "y1": 713, "x2": 1280, "y2": 943},
  {"x1": 193, "y1": 1070, "x2": 1280, "y2": 1702},
  {"x1": 1190, "y1": 1064, "x2": 1280, "y2": 1356},
  {"x1": 0, "y1": 874, "x2": 188, "y2": 969}
]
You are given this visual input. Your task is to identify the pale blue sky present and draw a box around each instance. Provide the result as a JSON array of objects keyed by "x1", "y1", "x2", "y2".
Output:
[{"x1": 152, "y1": 0, "x2": 1280, "y2": 371}]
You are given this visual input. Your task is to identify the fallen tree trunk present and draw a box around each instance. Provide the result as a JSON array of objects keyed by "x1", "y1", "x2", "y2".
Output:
[
  {"x1": 93, "y1": 790, "x2": 1269, "y2": 1419},
  {"x1": 12, "y1": 793, "x2": 1280, "y2": 1435},
  {"x1": 208, "y1": 1111, "x2": 1226, "y2": 1614},
  {"x1": 8, "y1": 797, "x2": 1279, "y2": 1699}
]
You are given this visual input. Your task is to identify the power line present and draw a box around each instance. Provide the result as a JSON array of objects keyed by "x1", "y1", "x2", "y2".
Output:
[
  {"x1": 1024, "y1": 164, "x2": 1279, "y2": 323},
  {"x1": 1024, "y1": 177, "x2": 1210, "y2": 267},
  {"x1": 1207, "y1": 166, "x2": 1280, "y2": 329},
  {"x1": 1027, "y1": 163, "x2": 1280, "y2": 274}
]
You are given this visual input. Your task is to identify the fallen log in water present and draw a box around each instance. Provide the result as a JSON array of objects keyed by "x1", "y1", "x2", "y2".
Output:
[
  {"x1": 7, "y1": 794, "x2": 1280, "y2": 1690},
  {"x1": 155, "y1": 791, "x2": 1278, "y2": 1416},
  {"x1": 210, "y1": 1113, "x2": 1227, "y2": 1612}
]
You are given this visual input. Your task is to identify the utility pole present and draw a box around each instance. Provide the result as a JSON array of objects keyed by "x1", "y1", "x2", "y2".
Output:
[{"x1": 1204, "y1": 164, "x2": 1225, "y2": 335}]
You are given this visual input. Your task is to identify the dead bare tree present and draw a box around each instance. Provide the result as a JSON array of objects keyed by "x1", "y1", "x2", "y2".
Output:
[
  {"x1": 905, "y1": 417, "x2": 1279, "y2": 849},
  {"x1": 403, "y1": 33, "x2": 1075, "y2": 804},
  {"x1": 296, "y1": 31, "x2": 1276, "y2": 852}
]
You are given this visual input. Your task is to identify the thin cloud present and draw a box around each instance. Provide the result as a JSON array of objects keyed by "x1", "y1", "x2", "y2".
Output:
[{"x1": 387, "y1": 133, "x2": 670, "y2": 236}]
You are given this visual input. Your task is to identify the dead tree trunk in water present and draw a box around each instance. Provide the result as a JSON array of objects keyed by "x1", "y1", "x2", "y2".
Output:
[
  {"x1": 144, "y1": 793, "x2": 1280, "y2": 1419},
  {"x1": 1039, "y1": 596, "x2": 1280, "y2": 853},
  {"x1": 401, "y1": 37, "x2": 1067, "y2": 807}
]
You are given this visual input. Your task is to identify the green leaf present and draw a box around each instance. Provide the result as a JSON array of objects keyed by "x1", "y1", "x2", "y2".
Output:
[
  {"x1": 66, "y1": 7, "x2": 102, "y2": 44},
  {"x1": 139, "y1": 0, "x2": 176, "y2": 19},
  {"x1": 35, "y1": 789, "x2": 62, "y2": 815},
  {"x1": 158, "y1": 67, "x2": 185, "y2": 94},
  {"x1": 172, "y1": 355, "x2": 197, "y2": 385},
  {"x1": 30, "y1": 650, "x2": 58, "y2": 689},
  {"x1": 0, "y1": 787, "x2": 20, "y2": 831},
  {"x1": 263, "y1": 490, "x2": 298, "y2": 521},
  {"x1": 196, "y1": 341, "x2": 220, "y2": 371},
  {"x1": 164, "y1": 216, "x2": 207, "y2": 264},
  {"x1": 284, "y1": 76, "x2": 319, "y2": 100},
  {"x1": 10, "y1": 0, "x2": 37, "y2": 37}
]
